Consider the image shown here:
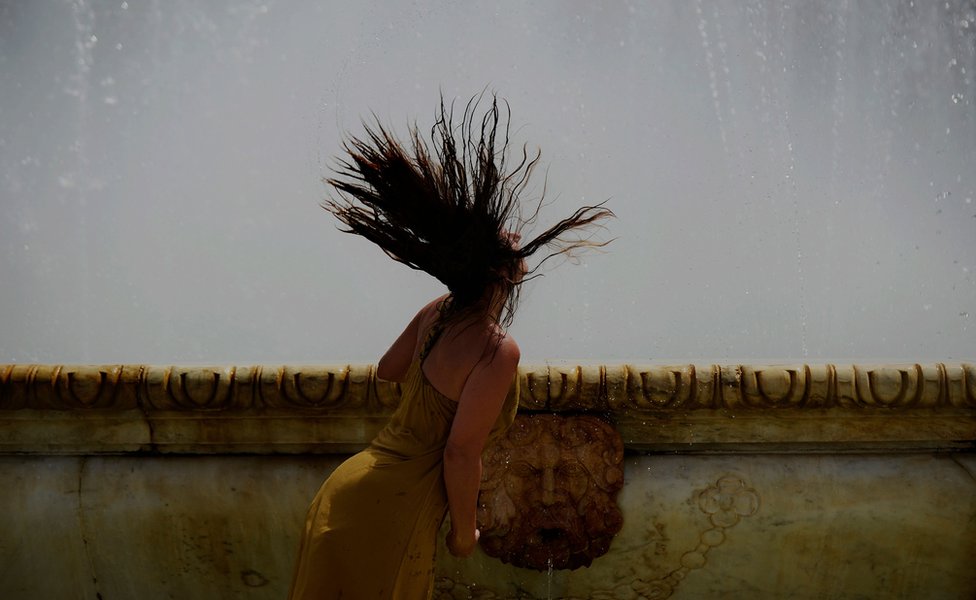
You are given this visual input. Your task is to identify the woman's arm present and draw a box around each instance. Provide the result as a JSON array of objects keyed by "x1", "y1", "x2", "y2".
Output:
[{"x1": 443, "y1": 338, "x2": 519, "y2": 557}]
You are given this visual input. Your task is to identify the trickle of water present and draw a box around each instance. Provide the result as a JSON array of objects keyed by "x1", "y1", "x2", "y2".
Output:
[
  {"x1": 695, "y1": 0, "x2": 731, "y2": 156},
  {"x1": 547, "y1": 556, "x2": 554, "y2": 599}
]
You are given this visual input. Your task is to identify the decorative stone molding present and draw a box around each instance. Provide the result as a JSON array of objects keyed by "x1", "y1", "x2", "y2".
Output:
[
  {"x1": 0, "y1": 364, "x2": 400, "y2": 412},
  {"x1": 0, "y1": 363, "x2": 973, "y2": 454},
  {"x1": 528, "y1": 363, "x2": 976, "y2": 411}
]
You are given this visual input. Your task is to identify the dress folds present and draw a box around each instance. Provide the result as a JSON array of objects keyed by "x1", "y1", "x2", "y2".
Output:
[{"x1": 288, "y1": 348, "x2": 517, "y2": 600}]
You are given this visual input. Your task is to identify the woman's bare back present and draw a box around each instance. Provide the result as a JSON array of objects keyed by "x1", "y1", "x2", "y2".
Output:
[{"x1": 414, "y1": 297, "x2": 513, "y2": 402}]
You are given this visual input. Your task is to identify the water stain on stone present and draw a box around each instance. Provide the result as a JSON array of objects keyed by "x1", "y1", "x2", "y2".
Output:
[{"x1": 241, "y1": 569, "x2": 269, "y2": 587}]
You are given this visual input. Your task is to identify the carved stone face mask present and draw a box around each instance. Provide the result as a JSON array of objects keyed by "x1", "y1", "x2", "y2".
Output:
[{"x1": 477, "y1": 414, "x2": 625, "y2": 570}]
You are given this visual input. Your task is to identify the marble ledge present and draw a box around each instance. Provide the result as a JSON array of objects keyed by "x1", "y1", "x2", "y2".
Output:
[{"x1": 0, "y1": 362, "x2": 973, "y2": 455}]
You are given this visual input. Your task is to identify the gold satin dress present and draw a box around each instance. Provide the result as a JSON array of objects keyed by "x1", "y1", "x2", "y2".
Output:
[{"x1": 288, "y1": 332, "x2": 517, "y2": 600}]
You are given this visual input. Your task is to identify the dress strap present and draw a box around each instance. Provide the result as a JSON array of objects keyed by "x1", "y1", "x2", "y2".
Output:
[
  {"x1": 418, "y1": 323, "x2": 443, "y2": 361},
  {"x1": 419, "y1": 298, "x2": 450, "y2": 361}
]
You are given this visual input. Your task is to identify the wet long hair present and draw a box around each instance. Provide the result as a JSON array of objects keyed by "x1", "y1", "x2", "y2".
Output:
[{"x1": 323, "y1": 93, "x2": 613, "y2": 330}]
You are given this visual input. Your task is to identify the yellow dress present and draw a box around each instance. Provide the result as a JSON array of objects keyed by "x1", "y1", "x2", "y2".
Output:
[{"x1": 288, "y1": 337, "x2": 517, "y2": 600}]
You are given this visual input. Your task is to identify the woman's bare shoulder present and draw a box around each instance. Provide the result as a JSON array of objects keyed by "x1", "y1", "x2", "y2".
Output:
[
  {"x1": 496, "y1": 331, "x2": 520, "y2": 359},
  {"x1": 479, "y1": 330, "x2": 520, "y2": 372},
  {"x1": 417, "y1": 294, "x2": 449, "y2": 316},
  {"x1": 413, "y1": 294, "x2": 451, "y2": 329}
]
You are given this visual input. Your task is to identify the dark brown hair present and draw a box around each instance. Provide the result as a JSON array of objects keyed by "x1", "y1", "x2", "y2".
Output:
[{"x1": 323, "y1": 93, "x2": 613, "y2": 329}]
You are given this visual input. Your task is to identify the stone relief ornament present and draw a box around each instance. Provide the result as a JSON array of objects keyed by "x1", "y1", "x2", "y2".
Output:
[
  {"x1": 594, "y1": 475, "x2": 760, "y2": 600},
  {"x1": 2, "y1": 363, "x2": 973, "y2": 411},
  {"x1": 477, "y1": 414, "x2": 625, "y2": 571},
  {"x1": 437, "y1": 474, "x2": 761, "y2": 600}
]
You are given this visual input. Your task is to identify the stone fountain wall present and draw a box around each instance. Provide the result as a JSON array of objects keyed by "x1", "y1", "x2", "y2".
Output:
[{"x1": 0, "y1": 363, "x2": 974, "y2": 599}]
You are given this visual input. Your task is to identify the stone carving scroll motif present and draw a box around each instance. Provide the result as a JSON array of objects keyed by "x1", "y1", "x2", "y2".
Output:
[
  {"x1": 0, "y1": 365, "x2": 142, "y2": 410},
  {"x1": 0, "y1": 364, "x2": 400, "y2": 412},
  {"x1": 616, "y1": 363, "x2": 976, "y2": 411},
  {"x1": 2, "y1": 363, "x2": 973, "y2": 411},
  {"x1": 477, "y1": 414, "x2": 625, "y2": 571},
  {"x1": 516, "y1": 363, "x2": 975, "y2": 412}
]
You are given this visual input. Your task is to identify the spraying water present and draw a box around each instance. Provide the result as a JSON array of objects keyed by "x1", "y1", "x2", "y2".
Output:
[{"x1": 0, "y1": 1, "x2": 972, "y2": 364}]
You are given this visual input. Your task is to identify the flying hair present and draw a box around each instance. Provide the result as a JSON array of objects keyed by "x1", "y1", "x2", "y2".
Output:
[{"x1": 323, "y1": 92, "x2": 614, "y2": 329}]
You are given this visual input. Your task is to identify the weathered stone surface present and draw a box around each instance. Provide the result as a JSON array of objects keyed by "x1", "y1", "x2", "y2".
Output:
[
  {"x1": 74, "y1": 456, "x2": 339, "y2": 599},
  {"x1": 0, "y1": 455, "x2": 342, "y2": 600},
  {"x1": 0, "y1": 457, "x2": 95, "y2": 600},
  {"x1": 3, "y1": 454, "x2": 970, "y2": 600}
]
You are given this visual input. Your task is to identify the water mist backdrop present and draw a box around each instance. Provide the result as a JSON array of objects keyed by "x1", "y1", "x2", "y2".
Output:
[{"x1": 1, "y1": 1, "x2": 974, "y2": 364}]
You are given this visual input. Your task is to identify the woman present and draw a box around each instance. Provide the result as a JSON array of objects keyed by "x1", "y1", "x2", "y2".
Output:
[{"x1": 288, "y1": 95, "x2": 612, "y2": 599}]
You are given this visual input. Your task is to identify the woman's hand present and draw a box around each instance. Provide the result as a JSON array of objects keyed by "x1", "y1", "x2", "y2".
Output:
[{"x1": 446, "y1": 527, "x2": 480, "y2": 558}]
